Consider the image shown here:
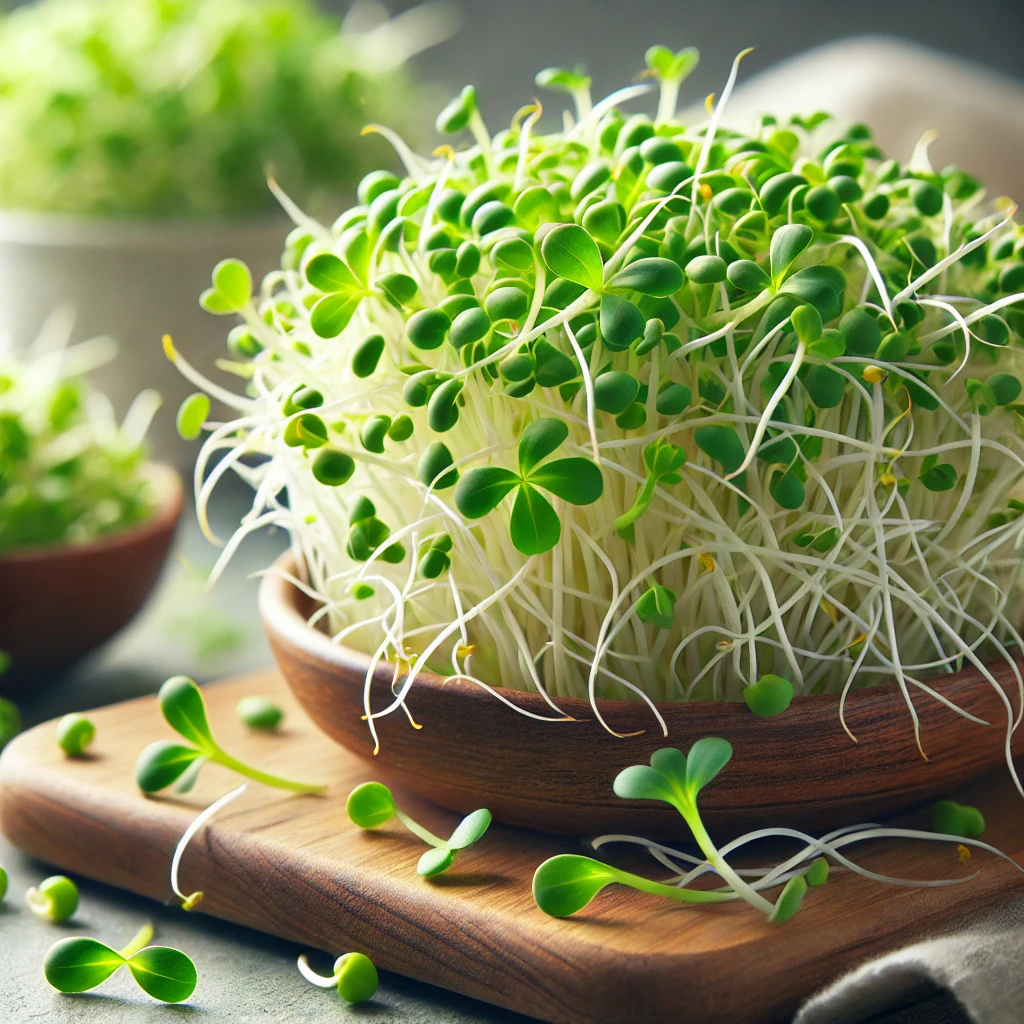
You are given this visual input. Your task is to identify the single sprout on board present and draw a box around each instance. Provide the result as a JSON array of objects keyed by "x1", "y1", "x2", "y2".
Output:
[
  {"x1": 43, "y1": 922, "x2": 197, "y2": 1003},
  {"x1": 26, "y1": 875, "x2": 79, "y2": 923},
  {"x1": 55, "y1": 713, "x2": 96, "y2": 757},
  {"x1": 347, "y1": 781, "x2": 491, "y2": 877},
  {"x1": 236, "y1": 696, "x2": 285, "y2": 732},
  {"x1": 533, "y1": 738, "x2": 1023, "y2": 923},
  {"x1": 135, "y1": 676, "x2": 324, "y2": 795},
  {"x1": 297, "y1": 951, "x2": 379, "y2": 1003},
  {"x1": 173, "y1": 40, "x2": 1024, "y2": 793},
  {"x1": 169, "y1": 784, "x2": 248, "y2": 911}
]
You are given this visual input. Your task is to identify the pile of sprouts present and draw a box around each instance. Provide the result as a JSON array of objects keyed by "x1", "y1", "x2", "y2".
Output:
[
  {"x1": 1, "y1": 317, "x2": 158, "y2": 552},
  {"x1": 177, "y1": 45, "x2": 1024, "y2": 754}
]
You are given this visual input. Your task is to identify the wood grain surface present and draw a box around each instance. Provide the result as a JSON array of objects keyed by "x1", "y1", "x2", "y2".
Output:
[
  {"x1": 262, "y1": 553, "x2": 1024, "y2": 839},
  {"x1": 2, "y1": 671, "x2": 1023, "y2": 1024}
]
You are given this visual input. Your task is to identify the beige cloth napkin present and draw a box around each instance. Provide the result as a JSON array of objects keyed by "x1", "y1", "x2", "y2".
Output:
[{"x1": 714, "y1": 38, "x2": 1024, "y2": 1023}]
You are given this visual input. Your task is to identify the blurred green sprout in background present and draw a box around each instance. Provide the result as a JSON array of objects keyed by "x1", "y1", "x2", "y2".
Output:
[{"x1": 0, "y1": 0, "x2": 456, "y2": 219}]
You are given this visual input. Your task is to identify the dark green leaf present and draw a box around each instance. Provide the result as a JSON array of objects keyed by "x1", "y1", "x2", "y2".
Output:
[
  {"x1": 454, "y1": 468, "x2": 521, "y2": 519},
  {"x1": 695, "y1": 425, "x2": 746, "y2": 474},
  {"x1": 509, "y1": 484, "x2": 560, "y2": 555},
  {"x1": 607, "y1": 258, "x2": 683, "y2": 297},
  {"x1": 518, "y1": 418, "x2": 568, "y2": 475},
  {"x1": 528, "y1": 458, "x2": 603, "y2": 505},
  {"x1": 769, "y1": 223, "x2": 813, "y2": 287},
  {"x1": 743, "y1": 674, "x2": 794, "y2": 717}
]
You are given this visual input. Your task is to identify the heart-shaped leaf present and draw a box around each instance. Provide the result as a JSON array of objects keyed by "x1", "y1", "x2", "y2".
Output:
[
  {"x1": 305, "y1": 253, "x2": 359, "y2": 293},
  {"x1": 510, "y1": 484, "x2": 560, "y2": 555},
  {"x1": 455, "y1": 467, "x2": 520, "y2": 519},
  {"x1": 448, "y1": 808, "x2": 492, "y2": 850},
  {"x1": 683, "y1": 737, "x2": 733, "y2": 797},
  {"x1": 541, "y1": 224, "x2": 603, "y2": 291},
  {"x1": 518, "y1": 418, "x2": 568, "y2": 476},
  {"x1": 528, "y1": 458, "x2": 603, "y2": 505},
  {"x1": 199, "y1": 288, "x2": 235, "y2": 314},
  {"x1": 212, "y1": 258, "x2": 252, "y2": 309},
  {"x1": 417, "y1": 846, "x2": 456, "y2": 877},
  {"x1": 532, "y1": 855, "x2": 617, "y2": 918},
  {"x1": 127, "y1": 946, "x2": 198, "y2": 1003},
  {"x1": 43, "y1": 937, "x2": 125, "y2": 993}
]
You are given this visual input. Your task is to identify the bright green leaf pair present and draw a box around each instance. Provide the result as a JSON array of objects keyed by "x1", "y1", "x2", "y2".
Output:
[
  {"x1": 454, "y1": 418, "x2": 603, "y2": 555},
  {"x1": 347, "y1": 782, "x2": 490, "y2": 877},
  {"x1": 135, "y1": 676, "x2": 324, "y2": 796},
  {"x1": 44, "y1": 930, "x2": 196, "y2": 1003}
]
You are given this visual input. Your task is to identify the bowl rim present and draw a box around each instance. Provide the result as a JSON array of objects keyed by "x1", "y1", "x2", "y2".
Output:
[
  {"x1": 0, "y1": 462, "x2": 183, "y2": 566},
  {"x1": 259, "y1": 550, "x2": 1002, "y2": 715}
]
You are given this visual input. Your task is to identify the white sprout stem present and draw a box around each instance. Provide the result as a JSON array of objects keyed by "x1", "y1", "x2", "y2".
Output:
[
  {"x1": 170, "y1": 784, "x2": 248, "y2": 903},
  {"x1": 297, "y1": 954, "x2": 338, "y2": 988}
]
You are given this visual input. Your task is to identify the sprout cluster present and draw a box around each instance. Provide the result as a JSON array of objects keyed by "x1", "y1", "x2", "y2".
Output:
[
  {"x1": 0, "y1": 0, "x2": 450, "y2": 218},
  {"x1": 183, "y1": 46, "x2": 1024, "y2": 753},
  {"x1": 0, "y1": 333, "x2": 156, "y2": 553}
]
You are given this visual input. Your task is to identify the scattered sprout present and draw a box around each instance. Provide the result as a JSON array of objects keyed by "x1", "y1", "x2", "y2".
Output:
[
  {"x1": 0, "y1": 332, "x2": 157, "y2": 554},
  {"x1": 0, "y1": 0, "x2": 454, "y2": 218},
  {"x1": 534, "y1": 738, "x2": 1024, "y2": 923},
  {"x1": 169, "y1": 784, "x2": 248, "y2": 910},
  {"x1": 55, "y1": 713, "x2": 96, "y2": 756},
  {"x1": 347, "y1": 781, "x2": 490, "y2": 877},
  {"x1": 297, "y1": 951, "x2": 379, "y2": 1004},
  {"x1": 135, "y1": 676, "x2": 323, "y2": 795},
  {"x1": 236, "y1": 696, "x2": 284, "y2": 732},
  {"x1": 43, "y1": 923, "x2": 197, "y2": 1003},
  {"x1": 743, "y1": 674, "x2": 794, "y2": 718},
  {"x1": 179, "y1": 46, "x2": 1024, "y2": 770},
  {"x1": 26, "y1": 874, "x2": 79, "y2": 922}
]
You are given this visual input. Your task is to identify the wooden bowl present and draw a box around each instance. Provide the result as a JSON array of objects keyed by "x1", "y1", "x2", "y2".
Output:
[
  {"x1": 261, "y1": 551, "x2": 1024, "y2": 838},
  {"x1": 0, "y1": 463, "x2": 182, "y2": 694}
]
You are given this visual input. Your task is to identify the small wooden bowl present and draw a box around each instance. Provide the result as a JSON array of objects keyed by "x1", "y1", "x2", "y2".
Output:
[
  {"x1": 261, "y1": 551, "x2": 1024, "y2": 838},
  {"x1": 0, "y1": 464, "x2": 182, "y2": 694}
]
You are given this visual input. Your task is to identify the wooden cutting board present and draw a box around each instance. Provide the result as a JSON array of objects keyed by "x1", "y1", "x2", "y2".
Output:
[{"x1": 2, "y1": 670, "x2": 1022, "y2": 1024}]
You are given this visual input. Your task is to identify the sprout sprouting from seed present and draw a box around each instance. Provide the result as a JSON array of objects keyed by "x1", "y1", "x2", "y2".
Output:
[
  {"x1": 26, "y1": 874, "x2": 79, "y2": 923},
  {"x1": 347, "y1": 781, "x2": 491, "y2": 877},
  {"x1": 43, "y1": 923, "x2": 197, "y2": 1003},
  {"x1": 169, "y1": 784, "x2": 248, "y2": 911},
  {"x1": 533, "y1": 739, "x2": 1024, "y2": 923},
  {"x1": 236, "y1": 696, "x2": 284, "y2": 732},
  {"x1": 297, "y1": 950, "x2": 379, "y2": 1004},
  {"x1": 177, "y1": 44, "x2": 1024, "y2": 772},
  {"x1": 135, "y1": 676, "x2": 324, "y2": 795},
  {"x1": 55, "y1": 713, "x2": 96, "y2": 757}
]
